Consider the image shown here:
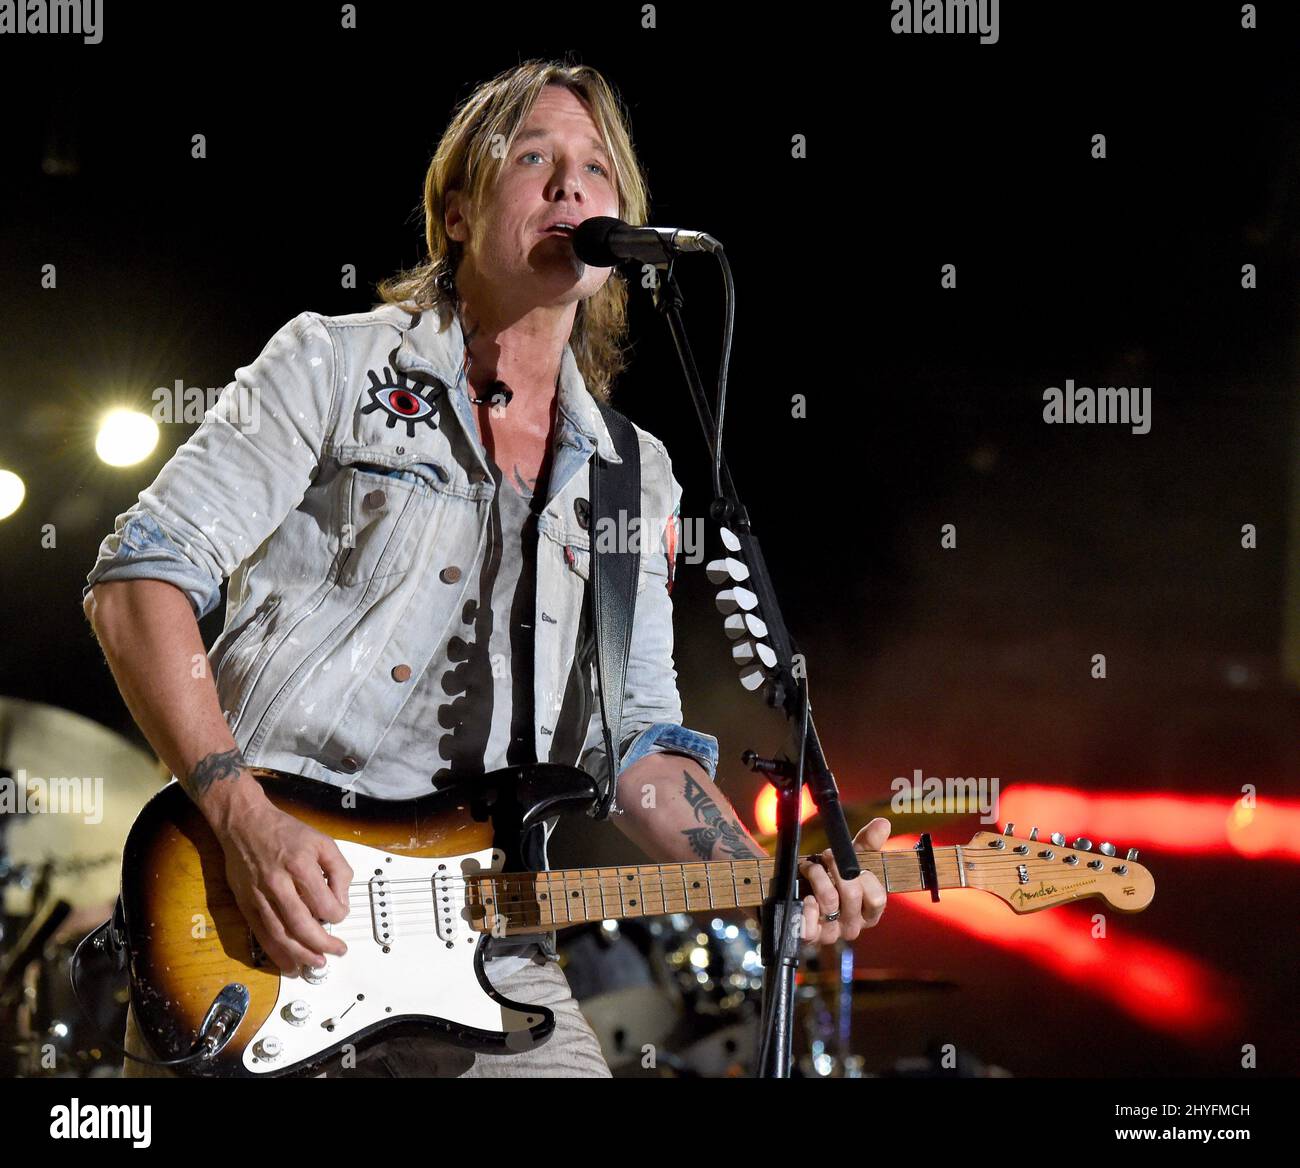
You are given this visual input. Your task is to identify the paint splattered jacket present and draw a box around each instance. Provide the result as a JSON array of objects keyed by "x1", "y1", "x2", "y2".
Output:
[{"x1": 83, "y1": 303, "x2": 718, "y2": 803}]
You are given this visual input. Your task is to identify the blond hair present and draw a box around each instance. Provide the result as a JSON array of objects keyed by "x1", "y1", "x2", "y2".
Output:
[{"x1": 376, "y1": 58, "x2": 651, "y2": 403}]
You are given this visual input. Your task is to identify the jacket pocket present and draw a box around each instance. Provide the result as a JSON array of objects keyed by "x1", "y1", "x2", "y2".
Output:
[{"x1": 335, "y1": 459, "x2": 447, "y2": 584}]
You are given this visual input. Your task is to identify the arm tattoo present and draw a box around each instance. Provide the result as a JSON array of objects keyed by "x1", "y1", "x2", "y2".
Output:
[
  {"x1": 185, "y1": 747, "x2": 247, "y2": 800},
  {"x1": 681, "y1": 771, "x2": 762, "y2": 861}
]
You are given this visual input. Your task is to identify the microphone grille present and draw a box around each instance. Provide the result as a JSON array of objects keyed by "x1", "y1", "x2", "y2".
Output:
[{"x1": 572, "y1": 216, "x2": 626, "y2": 267}]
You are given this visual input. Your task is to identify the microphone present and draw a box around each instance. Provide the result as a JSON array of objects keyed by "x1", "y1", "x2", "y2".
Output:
[{"x1": 571, "y1": 216, "x2": 721, "y2": 267}]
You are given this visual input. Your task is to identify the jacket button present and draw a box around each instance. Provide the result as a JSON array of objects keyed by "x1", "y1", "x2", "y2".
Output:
[
  {"x1": 339, "y1": 755, "x2": 360, "y2": 773},
  {"x1": 440, "y1": 565, "x2": 462, "y2": 584},
  {"x1": 470, "y1": 469, "x2": 489, "y2": 483},
  {"x1": 364, "y1": 489, "x2": 386, "y2": 509},
  {"x1": 391, "y1": 663, "x2": 412, "y2": 682}
]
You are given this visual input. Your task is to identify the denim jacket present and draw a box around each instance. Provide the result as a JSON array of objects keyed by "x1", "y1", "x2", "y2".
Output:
[{"x1": 83, "y1": 303, "x2": 718, "y2": 806}]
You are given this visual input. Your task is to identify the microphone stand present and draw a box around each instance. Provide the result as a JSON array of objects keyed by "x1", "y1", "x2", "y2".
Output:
[{"x1": 648, "y1": 259, "x2": 860, "y2": 1078}]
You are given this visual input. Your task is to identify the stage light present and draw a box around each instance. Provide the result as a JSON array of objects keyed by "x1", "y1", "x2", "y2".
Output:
[
  {"x1": 95, "y1": 409, "x2": 159, "y2": 467},
  {"x1": 0, "y1": 469, "x2": 25, "y2": 519},
  {"x1": 999, "y1": 786, "x2": 1300, "y2": 861},
  {"x1": 753, "y1": 782, "x2": 816, "y2": 835}
]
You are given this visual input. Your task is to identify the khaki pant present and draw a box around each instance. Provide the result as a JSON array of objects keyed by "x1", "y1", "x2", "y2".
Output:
[{"x1": 122, "y1": 952, "x2": 611, "y2": 1078}]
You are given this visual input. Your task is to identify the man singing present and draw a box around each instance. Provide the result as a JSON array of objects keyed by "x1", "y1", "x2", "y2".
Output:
[{"x1": 83, "y1": 59, "x2": 890, "y2": 1078}]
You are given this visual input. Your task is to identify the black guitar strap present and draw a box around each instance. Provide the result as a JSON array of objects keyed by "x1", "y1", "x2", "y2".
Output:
[{"x1": 588, "y1": 400, "x2": 641, "y2": 820}]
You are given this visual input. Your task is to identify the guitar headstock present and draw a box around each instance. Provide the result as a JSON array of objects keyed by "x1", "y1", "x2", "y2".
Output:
[{"x1": 964, "y1": 825, "x2": 1154, "y2": 913}]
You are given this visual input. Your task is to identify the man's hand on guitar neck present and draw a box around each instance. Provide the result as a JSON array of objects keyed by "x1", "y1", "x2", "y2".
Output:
[
  {"x1": 614, "y1": 753, "x2": 890, "y2": 946},
  {"x1": 795, "y1": 817, "x2": 891, "y2": 945}
]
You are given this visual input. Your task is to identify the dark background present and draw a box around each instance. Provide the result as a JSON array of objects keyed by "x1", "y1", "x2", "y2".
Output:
[{"x1": 1, "y1": 2, "x2": 1296, "y2": 1077}]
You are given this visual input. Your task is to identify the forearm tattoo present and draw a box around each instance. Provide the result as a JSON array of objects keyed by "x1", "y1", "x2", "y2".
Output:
[
  {"x1": 680, "y1": 771, "x2": 762, "y2": 861},
  {"x1": 185, "y1": 747, "x2": 247, "y2": 800}
]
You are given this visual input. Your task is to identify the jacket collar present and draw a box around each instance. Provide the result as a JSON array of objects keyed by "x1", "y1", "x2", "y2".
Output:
[{"x1": 388, "y1": 302, "x2": 622, "y2": 465}]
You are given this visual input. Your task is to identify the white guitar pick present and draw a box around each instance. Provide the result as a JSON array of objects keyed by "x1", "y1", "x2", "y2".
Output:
[{"x1": 714, "y1": 586, "x2": 759, "y2": 614}]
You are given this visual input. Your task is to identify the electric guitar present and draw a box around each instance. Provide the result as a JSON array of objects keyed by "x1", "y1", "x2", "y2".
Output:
[{"x1": 115, "y1": 765, "x2": 1154, "y2": 1077}]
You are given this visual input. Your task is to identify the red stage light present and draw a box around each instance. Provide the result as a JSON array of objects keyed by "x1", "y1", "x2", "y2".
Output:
[{"x1": 998, "y1": 786, "x2": 1300, "y2": 860}]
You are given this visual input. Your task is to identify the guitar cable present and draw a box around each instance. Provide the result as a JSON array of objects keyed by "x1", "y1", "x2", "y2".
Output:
[{"x1": 68, "y1": 903, "x2": 238, "y2": 1071}]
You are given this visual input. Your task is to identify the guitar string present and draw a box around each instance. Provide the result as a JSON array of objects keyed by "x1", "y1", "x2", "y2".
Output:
[
  {"x1": 329, "y1": 872, "x2": 1097, "y2": 913},
  {"x1": 331, "y1": 851, "x2": 1095, "y2": 892},
  {"x1": 320, "y1": 872, "x2": 1090, "y2": 938},
  {"x1": 318, "y1": 871, "x2": 1025, "y2": 935},
  {"x1": 329, "y1": 860, "x2": 1097, "y2": 902},
  {"x1": 317, "y1": 855, "x2": 1113, "y2": 934}
]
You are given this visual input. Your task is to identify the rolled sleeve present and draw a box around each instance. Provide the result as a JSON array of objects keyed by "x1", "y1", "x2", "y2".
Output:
[
  {"x1": 619, "y1": 721, "x2": 719, "y2": 780},
  {"x1": 83, "y1": 511, "x2": 224, "y2": 620}
]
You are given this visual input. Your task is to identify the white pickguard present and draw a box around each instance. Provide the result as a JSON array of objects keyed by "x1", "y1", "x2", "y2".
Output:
[{"x1": 241, "y1": 841, "x2": 543, "y2": 1074}]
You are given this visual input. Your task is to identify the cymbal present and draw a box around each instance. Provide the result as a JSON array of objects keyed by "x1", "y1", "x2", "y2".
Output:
[
  {"x1": 0, "y1": 696, "x2": 166, "y2": 909},
  {"x1": 756, "y1": 799, "x2": 974, "y2": 852}
]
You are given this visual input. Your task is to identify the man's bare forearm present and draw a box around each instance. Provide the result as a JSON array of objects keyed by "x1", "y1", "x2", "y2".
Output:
[
  {"x1": 613, "y1": 752, "x2": 767, "y2": 863},
  {"x1": 83, "y1": 578, "x2": 268, "y2": 834}
]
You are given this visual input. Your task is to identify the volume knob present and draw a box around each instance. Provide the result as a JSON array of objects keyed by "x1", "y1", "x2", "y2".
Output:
[{"x1": 252, "y1": 1036, "x2": 283, "y2": 1061}]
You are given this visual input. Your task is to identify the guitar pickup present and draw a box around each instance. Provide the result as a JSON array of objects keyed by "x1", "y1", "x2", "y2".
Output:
[
  {"x1": 434, "y1": 871, "x2": 459, "y2": 944},
  {"x1": 370, "y1": 875, "x2": 394, "y2": 947}
]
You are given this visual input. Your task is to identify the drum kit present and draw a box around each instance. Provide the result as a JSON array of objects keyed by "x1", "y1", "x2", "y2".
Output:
[
  {"x1": 0, "y1": 696, "x2": 167, "y2": 1077},
  {"x1": 557, "y1": 911, "x2": 961, "y2": 1078}
]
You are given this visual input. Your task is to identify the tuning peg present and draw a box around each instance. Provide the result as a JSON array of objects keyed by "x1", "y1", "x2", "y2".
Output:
[
  {"x1": 1050, "y1": 832, "x2": 1065, "y2": 847},
  {"x1": 1028, "y1": 827, "x2": 1039, "y2": 841},
  {"x1": 706, "y1": 556, "x2": 750, "y2": 585},
  {"x1": 720, "y1": 526, "x2": 741, "y2": 552},
  {"x1": 723, "y1": 612, "x2": 768, "y2": 641},
  {"x1": 1126, "y1": 847, "x2": 1140, "y2": 862},
  {"x1": 715, "y1": 586, "x2": 759, "y2": 615},
  {"x1": 1098, "y1": 842, "x2": 1116, "y2": 857},
  {"x1": 1073, "y1": 837, "x2": 1093, "y2": 852},
  {"x1": 738, "y1": 664, "x2": 771, "y2": 692},
  {"x1": 1003, "y1": 823, "x2": 1015, "y2": 835}
]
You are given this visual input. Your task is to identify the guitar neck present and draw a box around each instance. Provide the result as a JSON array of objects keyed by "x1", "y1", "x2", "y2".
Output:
[{"x1": 470, "y1": 847, "x2": 970, "y2": 935}]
